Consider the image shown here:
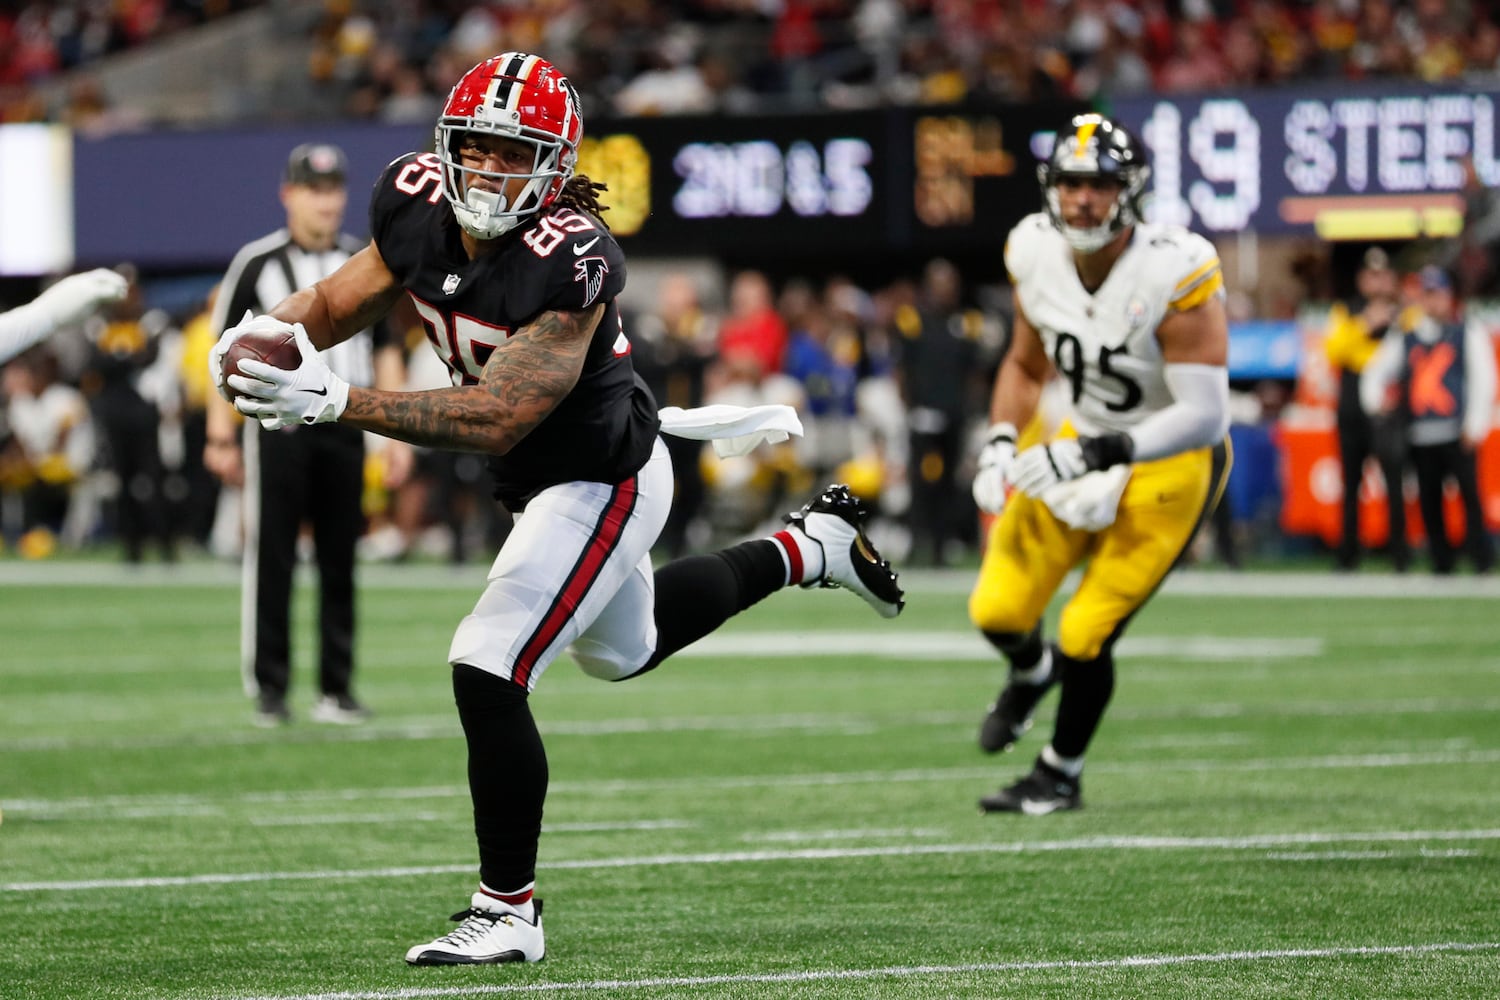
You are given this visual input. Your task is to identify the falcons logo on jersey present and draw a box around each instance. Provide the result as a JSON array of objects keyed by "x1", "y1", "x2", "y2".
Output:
[{"x1": 574, "y1": 256, "x2": 609, "y2": 308}]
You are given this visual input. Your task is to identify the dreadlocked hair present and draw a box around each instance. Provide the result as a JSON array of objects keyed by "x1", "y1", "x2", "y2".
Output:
[{"x1": 557, "y1": 174, "x2": 611, "y2": 230}]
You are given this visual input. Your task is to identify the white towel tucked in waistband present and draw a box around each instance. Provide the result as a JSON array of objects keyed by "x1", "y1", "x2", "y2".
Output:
[
  {"x1": 1038, "y1": 464, "x2": 1132, "y2": 531},
  {"x1": 658, "y1": 404, "x2": 804, "y2": 458}
]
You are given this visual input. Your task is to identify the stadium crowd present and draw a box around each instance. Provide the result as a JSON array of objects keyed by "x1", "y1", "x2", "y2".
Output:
[
  {"x1": 1, "y1": 1, "x2": 1496, "y2": 572},
  {"x1": 3, "y1": 0, "x2": 1499, "y2": 126},
  {"x1": 0, "y1": 264, "x2": 1008, "y2": 566}
]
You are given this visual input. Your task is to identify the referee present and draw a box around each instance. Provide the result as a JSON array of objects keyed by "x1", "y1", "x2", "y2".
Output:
[{"x1": 204, "y1": 143, "x2": 409, "y2": 727}]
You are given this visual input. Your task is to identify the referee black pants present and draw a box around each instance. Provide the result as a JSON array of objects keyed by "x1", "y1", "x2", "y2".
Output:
[
  {"x1": 1409, "y1": 439, "x2": 1494, "y2": 575},
  {"x1": 244, "y1": 421, "x2": 366, "y2": 700}
]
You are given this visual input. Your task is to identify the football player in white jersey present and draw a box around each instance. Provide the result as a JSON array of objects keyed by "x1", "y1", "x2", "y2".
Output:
[{"x1": 969, "y1": 113, "x2": 1232, "y2": 814}]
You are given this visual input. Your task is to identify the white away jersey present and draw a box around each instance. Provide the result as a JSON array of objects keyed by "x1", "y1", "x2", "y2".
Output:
[{"x1": 1004, "y1": 212, "x2": 1223, "y2": 436}]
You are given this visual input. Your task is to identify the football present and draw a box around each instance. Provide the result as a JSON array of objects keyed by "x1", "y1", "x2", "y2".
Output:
[{"x1": 221, "y1": 329, "x2": 300, "y2": 399}]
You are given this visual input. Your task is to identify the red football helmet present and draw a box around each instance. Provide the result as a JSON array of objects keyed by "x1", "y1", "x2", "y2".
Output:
[{"x1": 435, "y1": 53, "x2": 584, "y2": 239}]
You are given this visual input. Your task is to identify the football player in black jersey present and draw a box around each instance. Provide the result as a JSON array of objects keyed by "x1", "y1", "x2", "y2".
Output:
[{"x1": 212, "y1": 52, "x2": 905, "y2": 966}]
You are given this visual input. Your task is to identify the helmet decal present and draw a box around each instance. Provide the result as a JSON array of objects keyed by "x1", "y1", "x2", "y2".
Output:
[
  {"x1": 1038, "y1": 113, "x2": 1151, "y2": 253},
  {"x1": 435, "y1": 53, "x2": 583, "y2": 240}
]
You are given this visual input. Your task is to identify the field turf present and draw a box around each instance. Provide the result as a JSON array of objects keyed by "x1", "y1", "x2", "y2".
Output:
[{"x1": 2, "y1": 561, "x2": 1497, "y2": 999}]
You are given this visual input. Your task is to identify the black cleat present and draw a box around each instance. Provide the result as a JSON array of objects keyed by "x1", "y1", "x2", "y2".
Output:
[
  {"x1": 784, "y1": 484, "x2": 904, "y2": 618},
  {"x1": 980, "y1": 759, "x2": 1081, "y2": 815},
  {"x1": 978, "y1": 669, "x2": 1057, "y2": 753}
]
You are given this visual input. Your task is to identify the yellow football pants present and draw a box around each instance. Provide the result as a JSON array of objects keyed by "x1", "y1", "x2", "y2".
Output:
[{"x1": 969, "y1": 441, "x2": 1230, "y2": 660}]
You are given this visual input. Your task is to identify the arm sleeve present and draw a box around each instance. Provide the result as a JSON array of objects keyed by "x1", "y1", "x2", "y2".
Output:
[
  {"x1": 1464, "y1": 323, "x2": 1497, "y2": 442},
  {"x1": 1124, "y1": 363, "x2": 1230, "y2": 462},
  {"x1": 0, "y1": 302, "x2": 56, "y2": 365}
]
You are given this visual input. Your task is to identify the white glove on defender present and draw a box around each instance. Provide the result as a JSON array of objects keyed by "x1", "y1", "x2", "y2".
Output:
[
  {"x1": 1009, "y1": 439, "x2": 1090, "y2": 497},
  {"x1": 226, "y1": 322, "x2": 349, "y2": 431},
  {"x1": 33, "y1": 269, "x2": 129, "y2": 327},
  {"x1": 971, "y1": 422, "x2": 1017, "y2": 514}
]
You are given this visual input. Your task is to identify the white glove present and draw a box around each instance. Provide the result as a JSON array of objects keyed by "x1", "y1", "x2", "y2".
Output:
[
  {"x1": 210, "y1": 311, "x2": 276, "y2": 401},
  {"x1": 1009, "y1": 439, "x2": 1090, "y2": 497},
  {"x1": 226, "y1": 322, "x2": 349, "y2": 430},
  {"x1": 32, "y1": 269, "x2": 129, "y2": 327},
  {"x1": 971, "y1": 422, "x2": 1017, "y2": 514}
]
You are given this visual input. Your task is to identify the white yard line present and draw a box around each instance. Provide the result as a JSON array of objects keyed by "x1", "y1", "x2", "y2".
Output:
[
  {"x1": 216, "y1": 941, "x2": 1500, "y2": 1000},
  {"x1": 246, "y1": 815, "x2": 693, "y2": 831},
  {"x1": 5, "y1": 562, "x2": 1500, "y2": 598},
  {"x1": 8, "y1": 693, "x2": 1500, "y2": 754},
  {"x1": 672, "y1": 632, "x2": 1324, "y2": 660},
  {"x1": 7, "y1": 747, "x2": 1500, "y2": 819},
  {"x1": 6, "y1": 828, "x2": 1499, "y2": 893}
]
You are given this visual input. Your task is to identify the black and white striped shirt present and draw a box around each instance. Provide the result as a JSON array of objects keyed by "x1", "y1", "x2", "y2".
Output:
[{"x1": 210, "y1": 229, "x2": 382, "y2": 387}]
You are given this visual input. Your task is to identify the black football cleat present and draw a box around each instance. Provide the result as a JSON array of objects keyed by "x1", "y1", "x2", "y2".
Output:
[
  {"x1": 978, "y1": 668, "x2": 1057, "y2": 753},
  {"x1": 783, "y1": 484, "x2": 904, "y2": 618},
  {"x1": 980, "y1": 759, "x2": 1081, "y2": 815}
]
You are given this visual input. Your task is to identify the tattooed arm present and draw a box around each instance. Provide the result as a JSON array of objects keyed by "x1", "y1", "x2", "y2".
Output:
[
  {"x1": 339, "y1": 303, "x2": 604, "y2": 454},
  {"x1": 269, "y1": 242, "x2": 405, "y2": 350}
]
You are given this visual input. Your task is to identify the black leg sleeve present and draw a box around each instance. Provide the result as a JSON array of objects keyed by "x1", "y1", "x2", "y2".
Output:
[
  {"x1": 1050, "y1": 649, "x2": 1116, "y2": 759},
  {"x1": 638, "y1": 539, "x2": 787, "y2": 673},
  {"x1": 452, "y1": 664, "x2": 548, "y2": 893},
  {"x1": 979, "y1": 623, "x2": 1044, "y2": 671}
]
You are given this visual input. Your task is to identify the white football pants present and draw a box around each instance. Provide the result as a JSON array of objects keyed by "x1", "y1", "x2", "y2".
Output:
[{"x1": 447, "y1": 437, "x2": 673, "y2": 689}]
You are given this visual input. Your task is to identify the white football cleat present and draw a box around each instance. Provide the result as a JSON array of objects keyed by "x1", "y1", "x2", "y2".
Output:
[
  {"x1": 404, "y1": 894, "x2": 545, "y2": 966},
  {"x1": 784, "y1": 484, "x2": 905, "y2": 619}
]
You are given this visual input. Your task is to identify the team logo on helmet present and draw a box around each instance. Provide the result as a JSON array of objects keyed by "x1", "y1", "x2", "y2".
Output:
[
  {"x1": 1038, "y1": 113, "x2": 1150, "y2": 253},
  {"x1": 435, "y1": 52, "x2": 584, "y2": 240}
]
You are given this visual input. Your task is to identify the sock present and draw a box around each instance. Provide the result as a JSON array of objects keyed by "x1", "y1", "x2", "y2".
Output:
[
  {"x1": 478, "y1": 881, "x2": 536, "y2": 921},
  {"x1": 452, "y1": 664, "x2": 547, "y2": 894},
  {"x1": 772, "y1": 525, "x2": 826, "y2": 585},
  {"x1": 638, "y1": 541, "x2": 788, "y2": 673},
  {"x1": 1049, "y1": 648, "x2": 1116, "y2": 760},
  {"x1": 1041, "y1": 743, "x2": 1083, "y2": 779}
]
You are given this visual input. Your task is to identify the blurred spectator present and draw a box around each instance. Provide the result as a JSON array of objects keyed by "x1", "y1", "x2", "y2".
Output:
[
  {"x1": 631, "y1": 272, "x2": 720, "y2": 557},
  {"x1": 701, "y1": 276, "x2": 805, "y2": 541},
  {"x1": 1349, "y1": 0, "x2": 1412, "y2": 78},
  {"x1": 1072, "y1": 20, "x2": 1154, "y2": 98},
  {"x1": 715, "y1": 270, "x2": 788, "y2": 385},
  {"x1": 1323, "y1": 247, "x2": 1408, "y2": 572},
  {"x1": 1443, "y1": 156, "x2": 1500, "y2": 299},
  {"x1": 782, "y1": 284, "x2": 860, "y2": 481},
  {"x1": 612, "y1": 28, "x2": 717, "y2": 115},
  {"x1": 1, "y1": 346, "x2": 95, "y2": 556},
  {"x1": 10, "y1": 0, "x2": 1500, "y2": 126},
  {"x1": 82, "y1": 266, "x2": 178, "y2": 563},
  {"x1": 1362, "y1": 265, "x2": 1496, "y2": 575},
  {"x1": 892, "y1": 258, "x2": 982, "y2": 567},
  {"x1": 57, "y1": 75, "x2": 144, "y2": 136},
  {"x1": 175, "y1": 286, "x2": 224, "y2": 549},
  {"x1": 1156, "y1": 19, "x2": 1228, "y2": 92}
]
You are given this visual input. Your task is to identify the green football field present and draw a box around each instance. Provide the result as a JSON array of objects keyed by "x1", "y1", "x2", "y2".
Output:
[{"x1": 2, "y1": 561, "x2": 1497, "y2": 999}]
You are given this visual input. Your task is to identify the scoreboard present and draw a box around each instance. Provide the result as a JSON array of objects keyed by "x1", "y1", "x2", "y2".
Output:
[
  {"x1": 62, "y1": 81, "x2": 1499, "y2": 271},
  {"x1": 579, "y1": 103, "x2": 1085, "y2": 256},
  {"x1": 1111, "y1": 84, "x2": 1499, "y2": 239}
]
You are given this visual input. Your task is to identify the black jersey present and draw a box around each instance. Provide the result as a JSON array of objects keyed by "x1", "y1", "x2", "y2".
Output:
[{"x1": 370, "y1": 151, "x2": 659, "y2": 509}]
